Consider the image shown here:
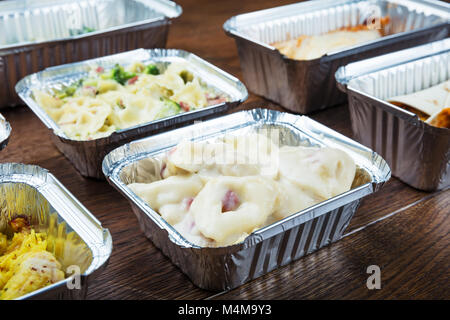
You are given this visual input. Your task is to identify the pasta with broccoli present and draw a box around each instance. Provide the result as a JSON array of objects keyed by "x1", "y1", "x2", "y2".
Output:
[{"x1": 33, "y1": 62, "x2": 228, "y2": 140}]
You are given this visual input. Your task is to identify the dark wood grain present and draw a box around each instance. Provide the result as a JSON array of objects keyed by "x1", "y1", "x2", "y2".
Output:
[
  {"x1": 0, "y1": 0, "x2": 448, "y2": 300},
  {"x1": 211, "y1": 189, "x2": 450, "y2": 300}
]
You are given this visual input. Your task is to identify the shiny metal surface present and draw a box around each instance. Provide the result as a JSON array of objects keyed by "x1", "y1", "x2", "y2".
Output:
[
  {"x1": 0, "y1": 0, "x2": 182, "y2": 107},
  {"x1": 0, "y1": 163, "x2": 112, "y2": 299},
  {"x1": 336, "y1": 38, "x2": 450, "y2": 191},
  {"x1": 16, "y1": 48, "x2": 248, "y2": 179},
  {"x1": 102, "y1": 109, "x2": 390, "y2": 290},
  {"x1": 223, "y1": 0, "x2": 449, "y2": 114},
  {"x1": 0, "y1": 112, "x2": 11, "y2": 151}
]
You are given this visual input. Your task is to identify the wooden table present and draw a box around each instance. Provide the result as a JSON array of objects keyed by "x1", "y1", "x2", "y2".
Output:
[{"x1": 0, "y1": 0, "x2": 448, "y2": 300}]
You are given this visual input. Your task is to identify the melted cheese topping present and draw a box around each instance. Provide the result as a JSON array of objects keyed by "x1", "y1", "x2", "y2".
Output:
[
  {"x1": 33, "y1": 62, "x2": 227, "y2": 140},
  {"x1": 388, "y1": 80, "x2": 450, "y2": 129},
  {"x1": 128, "y1": 134, "x2": 356, "y2": 247},
  {"x1": 272, "y1": 25, "x2": 384, "y2": 60}
]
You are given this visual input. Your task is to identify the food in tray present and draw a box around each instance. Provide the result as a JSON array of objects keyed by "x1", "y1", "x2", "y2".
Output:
[
  {"x1": 33, "y1": 62, "x2": 228, "y2": 140},
  {"x1": 128, "y1": 133, "x2": 356, "y2": 247},
  {"x1": 387, "y1": 80, "x2": 450, "y2": 129},
  {"x1": 272, "y1": 17, "x2": 390, "y2": 60},
  {"x1": 0, "y1": 217, "x2": 65, "y2": 300}
]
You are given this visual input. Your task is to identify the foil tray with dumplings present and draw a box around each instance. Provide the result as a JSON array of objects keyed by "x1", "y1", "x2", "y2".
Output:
[
  {"x1": 0, "y1": 113, "x2": 11, "y2": 151},
  {"x1": 15, "y1": 48, "x2": 248, "y2": 179},
  {"x1": 223, "y1": 0, "x2": 449, "y2": 114},
  {"x1": 0, "y1": 163, "x2": 112, "y2": 299},
  {"x1": 336, "y1": 38, "x2": 450, "y2": 191},
  {"x1": 102, "y1": 109, "x2": 390, "y2": 291},
  {"x1": 0, "y1": 0, "x2": 182, "y2": 108}
]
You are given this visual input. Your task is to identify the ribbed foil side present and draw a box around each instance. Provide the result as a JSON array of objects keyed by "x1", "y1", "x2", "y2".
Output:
[
  {"x1": 16, "y1": 49, "x2": 248, "y2": 179},
  {"x1": 347, "y1": 89, "x2": 449, "y2": 191},
  {"x1": 234, "y1": 0, "x2": 447, "y2": 43},
  {"x1": 0, "y1": 163, "x2": 112, "y2": 299},
  {"x1": 0, "y1": 0, "x2": 181, "y2": 47},
  {"x1": 339, "y1": 40, "x2": 450, "y2": 191},
  {"x1": 103, "y1": 109, "x2": 390, "y2": 290},
  {"x1": 1, "y1": 20, "x2": 170, "y2": 107},
  {"x1": 224, "y1": 0, "x2": 449, "y2": 113},
  {"x1": 129, "y1": 199, "x2": 359, "y2": 290}
]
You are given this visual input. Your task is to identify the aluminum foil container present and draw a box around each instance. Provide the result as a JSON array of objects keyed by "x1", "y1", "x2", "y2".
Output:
[
  {"x1": 0, "y1": 163, "x2": 112, "y2": 299},
  {"x1": 0, "y1": 0, "x2": 182, "y2": 108},
  {"x1": 336, "y1": 39, "x2": 450, "y2": 191},
  {"x1": 223, "y1": 0, "x2": 449, "y2": 114},
  {"x1": 102, "y1": 109, "x2": 390, "y2": 290},
  {"x1": 0, "y1": 113, "x2": 11, "y2": 151},
  {"x1": 16, "y1": 49, "x2": 248, "y2": 179}
]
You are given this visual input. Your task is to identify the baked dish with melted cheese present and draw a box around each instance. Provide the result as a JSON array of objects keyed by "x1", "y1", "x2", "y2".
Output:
[
  {"x1": 272, "y1": 17, "x2": 390, "y2": 60},
  {"x1": 387, "y1": 80, "x2": 450, "y2": 129},
  {"x1": 128, "y1": 134, "x2": 356, "y2": 247},
  {"x1": 32, "y1": 62, "x2": 228, "y2": 141}
]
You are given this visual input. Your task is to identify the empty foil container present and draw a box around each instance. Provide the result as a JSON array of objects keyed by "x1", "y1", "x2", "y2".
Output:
[
  {"x1": 223, "y1": 0, "x2": 449, "y2": 114},
  {"x1": 0, "y1": 163, "x2": 112, "y2": 299},
  {"x1": 102, "y1": 109, "x2": 390, "y2": 290},
  {"x1": 0, "y1": 0, "x2": 182, "y2": 108},
  {"x1": 0, "y1": 113, "x2": 11, "y2": 150},
  {"x1": 16, "y1": 49, "x2": 248, "y2": 179},
  {"x1": 336, "y1": 39, "x2": 450, "y2": 191}
]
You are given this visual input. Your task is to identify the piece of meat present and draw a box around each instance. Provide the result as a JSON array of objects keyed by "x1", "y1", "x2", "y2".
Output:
[
  {"x1": 183, "y1": 197, "x2": 195, "y2": 211},
  {"x1": 127, "y1": 75, "x2": 139, "y2": 85},
  {"x1": 8, "y1": 217, "x2": 30, "y2": 233},
  {"x1": 221, "y1": 190, "x2": 240, "y2": 212},
  {"x1": 179, "y1": 101, "x2": 190, "y2": 112}
]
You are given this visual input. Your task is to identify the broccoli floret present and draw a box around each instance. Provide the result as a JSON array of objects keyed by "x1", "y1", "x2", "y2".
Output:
[
  {"x1": 157, "y1": 97, "x2": 181, "y2": 118},
  {"x1": 144, "y1": 64, "x2": 160, "y2": 75},
  {"x1": 64, "y1": 86, "x2": 77, "y2": 97},
  {"x1": 82, "y1": 26, "x2": 95, "y2": 33},
  {"x1": 82, "y1": 78, "x2": 98, "y2": 87},
  {"x1": 179, "y1": 70, "x2": 193, "y2": 84},
  {"x1": 68, "y1": 26, "x2": 96, "y2": 36},
  {"x1": 54, "y1": 79, "x2": 83, "y2": 99}
]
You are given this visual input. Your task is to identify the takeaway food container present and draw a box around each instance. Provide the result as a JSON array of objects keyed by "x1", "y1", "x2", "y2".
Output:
[
  {"x1": 15, "y1": 48, "x2": 248, "y2": 179},
  {"x1": 0, "y1": 112, "x2": 11, "y2": 150},
  {"x1": 223, "y1": 0, "x2": 449, "y2": 114},
  {"x1": 0, "y1": 163, "x2": 112, "y2": 299},
  {"x1": 102, "y1": 108, "x2": 390, "y2": 290},
  {"x1": 336, "y1": 39, "x2": 450, "y2": 191},
  {"x1": 0, "y1": 0, "x2": 182, "y2": 107}
]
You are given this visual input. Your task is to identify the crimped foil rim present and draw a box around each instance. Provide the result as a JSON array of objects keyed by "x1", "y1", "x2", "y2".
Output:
[
  {"x1": 0, "y1": 0, "x2": 182, "y2": 51},
  {"x1": 0, "y1": 163, "x2": 113, "y2": 276},
  {"x1": 335, "y1": 38, "x2": 450, "y2": 134},
  {"x1": 15, "y1": 48, "x2": 248, "y2": 145},
  {"x1": 223, "y1": 0, "x2": 450, "y2": 63}
]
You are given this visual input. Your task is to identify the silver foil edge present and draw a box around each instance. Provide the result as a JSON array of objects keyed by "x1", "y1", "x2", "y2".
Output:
[
  {"x1": 223, "y1": 0, "x2": 449, "y2": 113},
  {"x1": 0, "y1": 163, "x2": 112, "y2": 299},
  {"x1": 102, "y1": 109, "x2": 390, "y2": 290},
  {"x1": 336, "y1": 39, "x2": 449, "y2": 190},
  {"x1": 16, "y1": 48, "x2": 248, "y2": 179},
  {"x1": 1, "y1": 0, "x2": 183, "y2": 107}
]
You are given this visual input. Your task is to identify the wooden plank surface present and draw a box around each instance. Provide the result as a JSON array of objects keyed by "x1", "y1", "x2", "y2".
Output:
[{"x1": 0, "y1": 0, "x2": 448, "y2": 300}]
